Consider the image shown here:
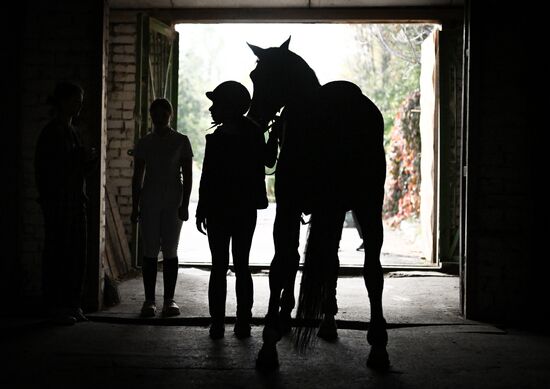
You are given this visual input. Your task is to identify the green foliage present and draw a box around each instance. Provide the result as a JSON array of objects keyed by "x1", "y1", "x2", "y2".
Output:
[
  {"x1": 346, "y1": 24, "x2": 433, "y2": 226},
  {"x1": 178, "y1": 78, "x2": 206, "y2": 165},
  {"x1": 383, "y1": 91, "x2": 421, "y2": 225},
  {"x1": 177, "y1": 52, "x2": 209, "y2": 166},
  {"x1": 176, "y1": 24, "x2": 433, "y2": 211},
  {"x1": 176, "y1": 26, "x2": 226, "y2": 167},
  {"x1": 347, "y1": 24, "x2": 433, "y2": 137}
]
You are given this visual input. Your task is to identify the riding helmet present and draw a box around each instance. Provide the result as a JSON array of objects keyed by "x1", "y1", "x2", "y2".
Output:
[{"x1": 206, "y1": 81, "x2": 251, "y2": 116}]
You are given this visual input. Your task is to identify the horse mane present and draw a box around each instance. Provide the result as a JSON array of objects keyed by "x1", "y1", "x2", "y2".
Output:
[
  {"x1": 286, "y1": 50, "x2": 321, "y2": 95},
  {"x1": 266, "y1": 47, "x2": 321, "y2": 100}
]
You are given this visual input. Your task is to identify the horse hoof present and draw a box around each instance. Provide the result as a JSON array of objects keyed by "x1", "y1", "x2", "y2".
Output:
[
  {"x1": 317, "y1": 315, "x2": 338, "y2": 341},
  {"x1": 366, "y1": 346, "x2": 390, "y2": 371},
  {"x1": 367, "y1": 319, "x2": 388, "y2": 346},
  {"x1": 256, "y1": 344, "x2": 279, "y2": 371},
  {"x1": 263, "y1": 325, "x2": 282, "y2": 344}
]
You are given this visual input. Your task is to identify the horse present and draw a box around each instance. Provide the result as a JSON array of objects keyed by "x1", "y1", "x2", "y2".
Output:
[{"x1": 247, "y1": 37, "x2": 389, "y2": 371}]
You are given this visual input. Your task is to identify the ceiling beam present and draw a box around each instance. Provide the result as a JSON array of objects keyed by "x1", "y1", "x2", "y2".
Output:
[{"x1": 122, "y1": 7, "x2": 464, "y2": 24}]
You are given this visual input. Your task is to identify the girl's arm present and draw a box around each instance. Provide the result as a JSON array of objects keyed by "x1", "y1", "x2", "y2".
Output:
[{"x1": 179, "y1": 156, "x2": 193, "y2": 221}]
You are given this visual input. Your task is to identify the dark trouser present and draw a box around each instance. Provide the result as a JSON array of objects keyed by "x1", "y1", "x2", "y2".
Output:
[
  {"x1": 41, "y1": 202, "x2": 87, "y2": 313},
  {"x1": 142, "y1": 256, "x2": 179, "y2": 302},
  {"x1": 207, "y1": 208, "x2": 257, "y2": 323}
]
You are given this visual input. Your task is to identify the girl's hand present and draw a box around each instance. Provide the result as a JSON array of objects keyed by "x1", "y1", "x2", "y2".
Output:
[{"x1": 196, "y1": 216, "x2": 207, "y2": 235}]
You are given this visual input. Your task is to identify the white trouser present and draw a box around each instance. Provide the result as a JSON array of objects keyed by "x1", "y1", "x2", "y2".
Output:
[{"x1": 140, "y1": 204, "x2": 182, "y2": 258}]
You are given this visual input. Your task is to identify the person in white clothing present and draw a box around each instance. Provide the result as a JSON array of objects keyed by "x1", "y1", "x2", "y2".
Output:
[{"x1": 131, "y1": 98, "x2": 193, "y2": 317}]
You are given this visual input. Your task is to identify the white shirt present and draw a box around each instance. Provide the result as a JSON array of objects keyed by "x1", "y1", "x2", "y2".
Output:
[{"x1": 134, "y1": 128, "x2": 193, "y2": 208}]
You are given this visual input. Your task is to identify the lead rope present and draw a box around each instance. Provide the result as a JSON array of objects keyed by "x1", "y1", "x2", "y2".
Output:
[{"x1": 265, "y1": 115, "x2": 282, "y2": 176}]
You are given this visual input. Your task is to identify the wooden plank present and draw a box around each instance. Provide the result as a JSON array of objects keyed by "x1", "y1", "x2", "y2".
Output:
[
  {"x1": 106, "y1": 191, "x2": 126, "y2": 277},
  {"x1": 103, "y1": 246, "x2": 114, "y2": 281},
  {"x1": 148, "y1": 7, "x2": 464, "y2": 24},
  {"x1": 106, "y1": 183, "x2": 133, "y2": 273},
  {"x1": 104, "y1": 226, "x2": 119, "y2": 280},
  {"x1": 115, "y1": 202, "x2": 132, "y2": 272}
]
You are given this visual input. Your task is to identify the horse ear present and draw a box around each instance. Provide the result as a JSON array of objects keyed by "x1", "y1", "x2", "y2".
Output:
[
  {"x1": 247, "y1": 42, "x2": 265, "y2": 59},
  {"x1": 280, "y1": 36, "x2": 291, "y2": 50}
]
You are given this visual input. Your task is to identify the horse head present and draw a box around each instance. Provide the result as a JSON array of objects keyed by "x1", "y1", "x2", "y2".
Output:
[{"x1": 247, "y1": 37, "x2": 320, "y2": 129}]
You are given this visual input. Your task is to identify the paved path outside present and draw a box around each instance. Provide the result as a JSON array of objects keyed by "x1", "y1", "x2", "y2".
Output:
[{"x1": 178, "y1": 202, "x2": 427, "y2": 268}]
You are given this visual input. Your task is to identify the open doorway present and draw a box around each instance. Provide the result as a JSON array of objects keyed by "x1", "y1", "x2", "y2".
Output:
[
  {"x1": 101, "y1": 11, "x2": 463, "y2": 323},
  {"x1": 174, "y1": 23, "x2": 440, "y2": 269}
]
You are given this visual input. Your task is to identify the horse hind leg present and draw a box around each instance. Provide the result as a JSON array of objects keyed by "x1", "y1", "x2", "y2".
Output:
[
  {"x1": 354, "y1": 204, "x2": 390, "y2": 370},
  {"x1": 317, "y1": 314, "x2": 338, "y2": 342},
  {"x1": 303, "y1": 210, "x2": 344, "y2": 342},
  {"x1": 279, "y1": 248, "x2": 305, "y2": 334},
  {"x1": 365, "y1": 262, "x2": 390, "y2": 370},
  {"x1": 317, "y1": 231, "x2": 342, "y2": 342},
  {"x1": 366, "y1": 318, "x2": 390, "y2": 370},
  {"x1": 256, "y1": 325, "x2": 282, "y2": 371}
]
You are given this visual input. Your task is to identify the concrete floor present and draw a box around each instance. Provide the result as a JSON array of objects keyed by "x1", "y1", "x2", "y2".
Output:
[
  {"x1": 3, "y1": 269, "x2": 550, "y2": 388},
  {"x1": 98, "y1": 268, "x2": 461, "y2": 324}
]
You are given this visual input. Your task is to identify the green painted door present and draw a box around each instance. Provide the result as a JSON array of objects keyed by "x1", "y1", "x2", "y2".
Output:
[{"x1": 132, "y1": 14, "x2": 179, "y2": 266}]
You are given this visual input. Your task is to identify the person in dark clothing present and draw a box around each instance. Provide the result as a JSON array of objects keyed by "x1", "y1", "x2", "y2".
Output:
[
  {"x1": 196, "y1": 80, "x2": 277, "y2": 339},
  {"x1": 35, "y1": 81, "x2": 97, "y2": 325}
]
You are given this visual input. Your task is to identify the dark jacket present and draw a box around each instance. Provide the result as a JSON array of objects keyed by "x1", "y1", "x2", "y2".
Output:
[
  {"x1": 196, "y1": 116, "x2": 273, "y2": 218},
  {"x1": 35, "y1": 119, "x2": 91, "y2": 210}
]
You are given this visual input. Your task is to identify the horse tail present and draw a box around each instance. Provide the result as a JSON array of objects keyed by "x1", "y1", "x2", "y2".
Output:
[
  {"x1": 292, "y1": 235, "x2": 325, "y2": 352},
  {"x1": 292, "y1": 218, "x2": 338, "y2": 352}
]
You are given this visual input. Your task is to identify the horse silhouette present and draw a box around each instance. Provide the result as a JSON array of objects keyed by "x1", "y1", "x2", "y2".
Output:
[{"x1": 247, "y1": 37, "x2": 389, "y2": 371}]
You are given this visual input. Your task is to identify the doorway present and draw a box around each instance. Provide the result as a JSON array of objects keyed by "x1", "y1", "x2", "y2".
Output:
[
  {"x1": 101, "y1": 9, "x2": 464, "y2": 323},
  {"x1": 173, "y1": 22, "x2": 440, "y2": 269}
]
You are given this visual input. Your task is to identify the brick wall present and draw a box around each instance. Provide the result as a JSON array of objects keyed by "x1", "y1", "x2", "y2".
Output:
[
  {"x1": 107, "y1": 11, "x2": 138, "y2": 240},
  {"x1": 18, "y1": 0, "x2": 107, "y2": 308}
]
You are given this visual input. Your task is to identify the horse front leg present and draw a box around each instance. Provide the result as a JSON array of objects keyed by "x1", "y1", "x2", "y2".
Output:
[
  {"x1": 257, "y1": 252, "x2": 299, "y2": 371},
  {"x1": 256, "y1": 203, "x2": 302, "y2": 371},
  {"x1": 256, "y1": 253, "x2": 285, "y2": 371}
]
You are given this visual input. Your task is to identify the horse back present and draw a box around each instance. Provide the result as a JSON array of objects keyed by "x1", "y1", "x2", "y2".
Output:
[
  {"x1": 317, "y1": 80, "x2": 384, "y2": 141},
  {"x1": 310, "y1": 81, "x2": 385, "y2": 166}
]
